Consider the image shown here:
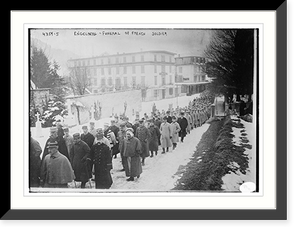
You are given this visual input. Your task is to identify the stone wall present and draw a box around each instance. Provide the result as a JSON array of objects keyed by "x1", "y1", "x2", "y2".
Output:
[{"x1": 66, "y1": 90, "x2": 142, "y2": 125}]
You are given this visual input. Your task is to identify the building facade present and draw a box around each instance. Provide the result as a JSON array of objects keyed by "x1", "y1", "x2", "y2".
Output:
[
  {"x1": 67, "y1": 51, "x2": 180, "y2": 101},
  {"x1": 175, "y1": 56, "x2": 209, "y2": 96}
]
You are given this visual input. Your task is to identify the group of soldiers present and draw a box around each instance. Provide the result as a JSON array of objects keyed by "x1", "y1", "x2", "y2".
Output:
[{"x1": 29, "y1": 91, "x2": 214, "y2": 190}]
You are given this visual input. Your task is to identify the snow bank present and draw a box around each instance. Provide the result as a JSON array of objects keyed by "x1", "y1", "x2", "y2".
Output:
[{"x1": 221, "y1": 116, "x2": 256, "y2": 191}]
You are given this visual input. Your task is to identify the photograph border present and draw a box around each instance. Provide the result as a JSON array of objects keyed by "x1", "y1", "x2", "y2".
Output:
[{"x1": 5, "y1": 2, "x2": 287, "y2": 220}]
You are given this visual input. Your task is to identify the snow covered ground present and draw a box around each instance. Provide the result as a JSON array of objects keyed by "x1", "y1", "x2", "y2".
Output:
[
  {"x1": 110, "y1": 124, "x2": 210, "y2": 191},
  {"x1": 31, "y1": 93, "x2": 211, "y2": 192},
  {"x1": 221, "y1": 115, "x2": 256, "y2": 191}
]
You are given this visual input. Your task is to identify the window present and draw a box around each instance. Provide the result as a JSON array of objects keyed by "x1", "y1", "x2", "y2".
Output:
[
  {"x1": 154, "y1": 65, "x2": 157, "y2": 73},
  {"x1": 116, "y1": 57, "x2": 119, "y2": 64},
  {"x1": 123, "y1": 57, "x2": 127, "y2": 63},
  {"x1": 169, "y1": 66, "x2": 172, "y2": 73},
  {"x1": 108, "y1": 67, "x2": 111, "y2": 75},
  {"x1": 162, "y1": 76, "x2": 166, "y2": 85},
  {"x1": 141, "y1": 65, "x2": 145, "y2": 73},
  {"x1": 123, "y1": 77, "x2": 128, "y2": 87},
  {"x1": 154, "y1": 76, "x2": 157, "y2": 85},
  {"x1": 101, "y1": 59, "x2": 104, "y2": 65},
  {"x1": 141, "y1": 55, "x2": 144, "y2": 62},
  {"x1": 108, "y1": 77, "x2": 113, "y2": 86},
  {"x1": 132, "y1": 56, "x2": 135, "y2": 62},
  {"x1": 123, "y1": 66, "x2": 127, "y2": 74},
  {"x1": 132, "y1": 66, "x2": 136, "y2": 74},
  {"x1": 161, "y1": 65, "x2": 165, "y2": 72},
  {"x1": 154, "y1": 54, "x2": 157, "y2": 61},
  {"x1": 141, "y1": 76, "x2": 145, "y2": 87},
  {"x1": 154, "y1": 89, "x2": 158, "y2": 98},
  {"x1": 161, "y1": 55, "x2": 165, "y2": 62},
  {"x1": 169, "y1": 75, "x2": 172, "y2": 84},
  {"x1": 179, "y1": 67, "x2": 183, "y2": 73},
  {"x1": 93, "y1": 78, "x2": 97, "y2": 86},
  {"x1": 108, "y1": 58, "x2": 111, "y2": 64},
  {"x1": 169, "y1": 56, "x2": 172, "y2": 62},
  {"x1": 116, "y1": 66, "x2": 120, "y2": 74},
  {"x1": 101, "y1": 68, "x2": 104, "y2": 75},
  {"x1": 101, "y1": 78, "x2": 106, "y2": 86},
  {"x1": 115, "y1": 77, "x2": 121, "y2": 90},
  {"x1": 169, "y1": 88, "x2": 173, "y2": 96},
  {"x1": 132, "y1": 76, "x2": 136, "y2": 87}
]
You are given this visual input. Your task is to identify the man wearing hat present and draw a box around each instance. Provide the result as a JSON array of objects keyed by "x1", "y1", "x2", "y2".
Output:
[
  {"x1": 40, "y1": 141, "x2": 75, "y2": 188},
  {"x1": 81, "y1": 125, "x2": 95, "y2": 149},
  {"x1": 109, "y1": 119, "x2": 120, "y2": 158},
  {"x1": 177, "y1": 112, "x2": 188, "y2": 143},
  {"x1": 89, "y1": 122, "x2": 97, "y2": 137},
  {"x1": 42, "y1": 127, "x2": 69, "y2": 161},
  {"x1": 69, "y1": 133, "x2": 91, "y2": 188},
  {"x1": 135, "y1": 119, "x2": 150, "y2": 166},
  {"x1": 118, "y1": 123, "x2": 127, "y2": 171},
  {"x1": 88, "y1": 129, "x2": 113, "y2": 189}
]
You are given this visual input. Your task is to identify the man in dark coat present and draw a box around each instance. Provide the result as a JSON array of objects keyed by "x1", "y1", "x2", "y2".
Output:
[
  {"x1": 109, "y1": 119, "x2": 120, "y2": 158},
  {"x1": 29, "y1": 135, "x2": 42, "y2": 188},
  {"x1": 81, "y1": 125, "x2": 95, "y2": 149},
  {"x1": 88, "y1": 129, "x2": 113, "y2": 189},
  {"x1": 148, "y1": 120, "x2": 161, "y2": 157},
  {"x1": 177, "y1": 112, "x2": 189, "y2": 143},
  {"x1": 69, "y1": 133, "x2": 91, "y2": 188},
  {"x1": 42, "y1": 127, "x2": 69, "y2": 161}
]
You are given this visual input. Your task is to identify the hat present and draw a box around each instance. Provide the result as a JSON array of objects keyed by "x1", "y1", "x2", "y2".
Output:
[
  {"x1": 73, "y1": 133, "x2": 80, "y2": 138},
  {"x1": 47, "y1": 141, "x2": 58, "y2": 148},
  {"x1": 119, "y1": 123, "x2": 126, "y2": 128},
  {"x1": 63, "y1": 127, "x2": 69, "y2": 132},
  {"x1": 89, "y1": 122, "x2": 95, "y2": 125},
  {"x1": 82, "y1": 125, "x2": 88, "y2": 129},
  {"x1": 126, "y1": 128, "x2": 134, "y2": 133},
  {"x1": 50, "y1": 127, "x2": 57, "y2": 133}
]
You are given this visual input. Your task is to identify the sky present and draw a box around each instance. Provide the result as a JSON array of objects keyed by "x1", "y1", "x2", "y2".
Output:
[{"x1": 30, "y1": 28, "x2": 212, "y2": 59}]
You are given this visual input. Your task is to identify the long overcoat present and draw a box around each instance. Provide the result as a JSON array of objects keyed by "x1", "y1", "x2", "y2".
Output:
[
  {"x1": 170, "y1": 121, "x2": 181, "y2": 143},
  {"x1": 81, "y1": 132, "x2": 95, "y2": 149},
  {"x1": 40, "y1": 151, "x2": 75, "y2": 186},
  {"x1": 89, "y1": 142, "x2": 113, "y2": 189},
  {"x1": 177, "y1": 117, "x2": 188, "y2": 138},
  {"x1": 29, "y1": 137, "x2": 42, "y2": 187},
  {"x1": 121, "y1": 137, "x2": 143, "y2": 177},
  {"x1": 148, "y1": 125, "x2": 161, "y2": 152},
  {"x1": 135, "y1": 125, "x2": 150, "y2": 158},
  {"x1": 160, "y1": 122, "x2": 172, "y2": 148},
  {"x1": 69, "y1": 140, "x2": 91, "y2": 182}
]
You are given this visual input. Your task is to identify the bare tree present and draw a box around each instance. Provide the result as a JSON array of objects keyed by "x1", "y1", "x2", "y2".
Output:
[{"x1": 68, "y1": 66, "x2": 90, "y2": 96}]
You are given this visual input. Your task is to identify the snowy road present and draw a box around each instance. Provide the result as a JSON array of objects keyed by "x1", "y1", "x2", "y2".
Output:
[{"x1": 109, "y1": 124, "x2": 210, "y2": 192}]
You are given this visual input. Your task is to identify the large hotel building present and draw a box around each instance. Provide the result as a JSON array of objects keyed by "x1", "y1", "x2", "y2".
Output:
[{"x1": 67, "y1": 50, "x2": 208, "y2": 101}]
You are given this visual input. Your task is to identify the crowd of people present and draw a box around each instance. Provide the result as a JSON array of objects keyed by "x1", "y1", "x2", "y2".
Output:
[{"x1": 29, "y1": 91, "x2": 215, "y2": 190}]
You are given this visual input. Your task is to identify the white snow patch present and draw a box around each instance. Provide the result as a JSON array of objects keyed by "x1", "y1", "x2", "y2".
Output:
[
  {"x1": 110, "y1": 124, "x2": 210, "y2": 191},
  {"x1": 221, "y1": 118, "x2": 256, "y2": 191}
]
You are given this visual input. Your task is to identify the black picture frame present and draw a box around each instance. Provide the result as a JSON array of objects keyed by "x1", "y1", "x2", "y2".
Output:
[{"x1": 5, "y1": 1, "x2": 287, "y2": 220}]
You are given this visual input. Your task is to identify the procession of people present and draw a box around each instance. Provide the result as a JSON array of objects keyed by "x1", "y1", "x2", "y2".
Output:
[{"x1": 29, "y1": 91, "x2": 214, "y2": 190}]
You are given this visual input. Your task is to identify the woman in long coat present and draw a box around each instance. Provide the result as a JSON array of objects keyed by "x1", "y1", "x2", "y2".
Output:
[
  {"x1": 160, "y1": 116, "x2": 172, "y2": 153},
  {"x1": 148, "y1": 120, "x2": 161, "y2": 157},
  {"x1": 170, "y1": 116, "x2": 181, "y2": 150},
  {"x1": 120, "y1": 128, "x2": 143, "y2": 181},
  {"x1": 88, "y1": 129, "x2": 113, "y2": 189}
]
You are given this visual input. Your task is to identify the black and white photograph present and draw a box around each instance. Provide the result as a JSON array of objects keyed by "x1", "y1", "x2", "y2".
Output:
[{"x1": 28, "y1": 27, "x2": 258, "y2": 194}]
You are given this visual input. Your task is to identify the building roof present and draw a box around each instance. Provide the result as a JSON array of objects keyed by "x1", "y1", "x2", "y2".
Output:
[{"x1": 68, "y1": 50, "x2": 177, "y2": 61}]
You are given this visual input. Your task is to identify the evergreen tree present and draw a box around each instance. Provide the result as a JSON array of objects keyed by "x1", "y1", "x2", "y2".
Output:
[{"x1": 204, "y1": 29, "x2": 255, "y2": 100}]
